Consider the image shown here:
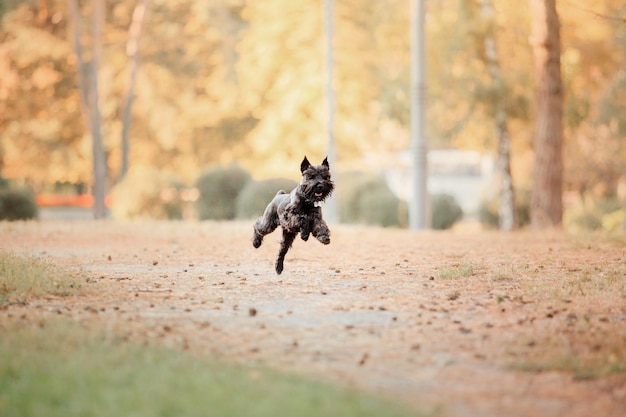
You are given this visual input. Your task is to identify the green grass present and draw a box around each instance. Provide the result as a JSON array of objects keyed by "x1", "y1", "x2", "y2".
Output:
[
  {"x1": 511, "y1": 334, "x2": 626, "y2": 379},
  {"x1": 509, "y1": 322, "x2": 626, "y2": 380},
  {"x1": 0, "y1": 320, "x2": 424, "y2": 417},
  {"x1": 514, "y1": 357, "x2": 626, "y2": 380},
  {"x1": 437, "y1": 263, "x2": 474, "y2": 280},
  {"x1": 0, "y1": 251, "x2": 86, "y2": 305}
]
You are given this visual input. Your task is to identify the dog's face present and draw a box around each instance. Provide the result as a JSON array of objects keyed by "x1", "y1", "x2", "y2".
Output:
[{"x1": 299, "y1": 156, "x2": 334, "y2": 203}]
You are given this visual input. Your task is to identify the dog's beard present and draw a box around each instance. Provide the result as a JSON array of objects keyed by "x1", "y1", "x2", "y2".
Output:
[{"x1": 301, "y1": 181, "x2": 334, "y2": 203}]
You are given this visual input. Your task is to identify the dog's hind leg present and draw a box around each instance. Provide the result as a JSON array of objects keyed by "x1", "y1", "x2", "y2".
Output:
[
  {"x1": 253, "y1": 205, "x2": 279, "y2": 248},
  {"x1": 275, "y1": 229, "x2": 297, "y2": 274}
]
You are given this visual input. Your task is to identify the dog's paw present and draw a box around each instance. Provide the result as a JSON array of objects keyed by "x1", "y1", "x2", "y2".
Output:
[
  {"x1": 275, "y1": 260, "x2": 284, "y2": 274},
  {"x1": 317, "y1": 234, "x2": 330, "y2": 245},
  {"x1": 300, "y1": 231, "x2": 310, "y2": 241}
]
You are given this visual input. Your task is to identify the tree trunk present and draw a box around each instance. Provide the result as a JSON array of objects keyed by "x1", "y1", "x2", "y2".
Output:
[
  {"x1": 121, "y1": 0, "x2": 149, "y2": 180},
  {"x1": 67, "y1": 0, "x2": 107, "y2": 219},
  {"x1": 323, "y1": 0, "x2": 338, "y2": 224},
  {"x1": 480, "y1": 0, "x2": 515, "y2": 231},
  {"x1": 529, "y1": 0, "x2": 563, "y2": 228},
  {"x1": 90, "y1": 0, "x2": 107, "y2": 219},
  {"x1": 67, "y1": 0, "x2": 89, "y2": 117}
]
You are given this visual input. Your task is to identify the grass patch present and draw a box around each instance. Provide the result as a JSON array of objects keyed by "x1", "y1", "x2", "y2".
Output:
[
  {"x1": 514, "y1": 355, "x2": 626, "y2": 380},
  {"x1": 562, "y1": 263, "x2": 626, "y2": 298},
  {"x1": 437, "y1": 263, "x2": 474, "y2": 280},
  {"x1": 510, "y1": 328, "x2": 626, "y2": 380},
  {"x1": 0, "y1": 251, "x2": 86, "y2": 305},
  {"x1": 0, "y1": 320, "x2": 425, "y2": 417}
]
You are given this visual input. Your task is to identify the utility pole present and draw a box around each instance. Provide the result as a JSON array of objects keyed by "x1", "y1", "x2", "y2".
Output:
[
  {"x1": 409, "y1": 0, "x2": 428, "y2": 230},
  {"x1": 323, "y1": 0, "x2": 338, "y2": 223}
]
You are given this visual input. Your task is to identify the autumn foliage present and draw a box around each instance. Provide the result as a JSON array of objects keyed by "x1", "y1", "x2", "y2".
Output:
[{"x1": 1, "y1": 0, "x2": 625, "y2": 225}]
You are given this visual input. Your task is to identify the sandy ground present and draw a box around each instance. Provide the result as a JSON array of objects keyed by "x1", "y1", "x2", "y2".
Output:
[{"x1": 2, "y1": 220, "x2": 626, "y2": 417}]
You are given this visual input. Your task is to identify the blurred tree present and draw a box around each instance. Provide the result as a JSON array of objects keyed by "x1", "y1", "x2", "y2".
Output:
[
  {"x1": 129, "y1": 0, "x2": 253, "y2": 181},
  {"x1": 529, "y1": 0, "x2": 563, "y2": 228},
  {"x1": 480, "y1": 0, "x2": 515, "y2": 230},
  {"x1": 67, "y1": 0, "x2": 107, "y2": 219},
  {"x1": 1, "y1": 0, "x2": 625, "y2": 212},
  {"x1": 235, "y1": 0, "x2": 326, "y2": 174},
  {"x1": 557, "y1": 1, "x2": 626, "y2": 201},
  {"x1": 0, "y1": 0, "x2": 90, "y2": 185},
  {"x1": 0, "y1": 0, "x2": 25, "y2": 18},
  {"x1": 120, "y1": 0, "x2": 149, "y2": 180},
  {"x1": 236, "y1": 0, "x2": 408, "y2": 177}
]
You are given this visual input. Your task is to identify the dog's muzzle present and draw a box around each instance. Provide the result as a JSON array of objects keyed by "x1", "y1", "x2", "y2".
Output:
[{"x1": 312, "y1": 183, "x2": 330, "y2": 200}]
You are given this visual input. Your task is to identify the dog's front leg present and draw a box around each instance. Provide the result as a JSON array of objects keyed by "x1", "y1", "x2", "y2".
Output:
[
  {"x1": 275, "y1": 229, "x2": 297, "y2": 274},
  {"x1": 311, "y1": 209, "x2": 331, "y2": 245},
  {"x1": 299, "y1": 216, "x2": 311, "y2": 241}
]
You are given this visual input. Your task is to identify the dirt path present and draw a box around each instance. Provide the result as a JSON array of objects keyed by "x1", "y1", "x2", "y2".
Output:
[{"x1": 2, "y1": 221, "x2": 626, "y2": 417}]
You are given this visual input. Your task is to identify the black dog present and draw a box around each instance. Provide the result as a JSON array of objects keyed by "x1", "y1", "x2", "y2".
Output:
[{"x1": 252, "y1": 156, "x2": 334, "y2": 274}]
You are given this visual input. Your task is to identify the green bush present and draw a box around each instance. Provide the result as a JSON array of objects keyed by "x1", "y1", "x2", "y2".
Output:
[
  {"x1": 431, "y1": 193, "x2": 463, "y2": 230},
  {"x1": 565, "y1": 209, "x2": 602, "y2": 231},
  {"x1": 339, "y1": 171, "x2": 379, "y2": 221},
  {"x1": 195, "y1": 165, "x2": 251, "y2": 220},
  {"x1": 356, "y1": 184, "x2": 402, "y2": 227},
  {"x1": 601, "y1": 209, "x2": 625, "y2": 231},
  {"x1": 478, "y1": 200, "x2": 500, "y2": 228},
  {"x1": 110, "y1": 167, "x2": 185, "y2": 220},
  {"x1": 0, "y1": 187, "x2": 38, "y2": 221},
  {"x1": 339, "y1": 171, "x2": 404, "y2": 227},
  {"x1": 478, "y1": 189, "x2": 531, "y2": 229},
  {"x1": 564, "y1": 198, "x2": 623, "y2": 232},
  {"x1": 235, "y1": 178, "x2": 298, "y2": 219}
]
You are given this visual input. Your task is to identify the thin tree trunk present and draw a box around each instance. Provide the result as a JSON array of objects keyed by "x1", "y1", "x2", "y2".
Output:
[
  {"x1": 67, "y1": 0, "x2": 89, "y2": 116},
  {"x1": 529, "y1": 0, "x2": 563, "y2": 228},
  {"x1": 37, "y1": 0, "x2": 50, "y2": 28},
  {"x1": 480, "y1": 0, "x2": 515, "y2": 231},
  {"x1": 120, "y1": 0, "x2": 149, "y2": 180},
  {"x1": 67, "y1": 0, "x2": 107, "y2": 219},
  {"x1": 323, "y1": 0, "x2": 338, "y2": 223},
  {"x1": 90, "y1": 0, "x2": 107, "y2": 219}
]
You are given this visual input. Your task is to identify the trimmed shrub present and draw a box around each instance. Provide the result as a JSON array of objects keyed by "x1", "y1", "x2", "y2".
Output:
[
  {"x1": 478, "y1": 200, "x2": 500, "y2": 229},
  {"x1": 564, "y1": 209, "x2": 602, "y2": 231},
  {"x1": 110, "y1": 167, "x2": 185, "y2": 220},
  {"x1": 195, "y1": 165, "x2": 251, "y2": 220},
  {"x1": 431, "y1": 193, "x2": 463, "y2": 230},
  {"x1": 356, "y1": 185, "x2": 401, "y2": 227},
  {"x1": 235, "y1": 178, "x2": 299, "y2": 219},
  {"x1": 339, "y1": 171, "x2": 404, "y2": 227},
  {"x1": 478, "y1": 189, "x2": 531, "y2": 229},
  {"x1": 339, "y1": 171, "x2": 379, "y2": 222},
  {"x1": 564, "y1": 198, "x2": 623, "y2": 232},
  {"x1": 0, "y1": 187, "x2": 39, "y2": 221}
]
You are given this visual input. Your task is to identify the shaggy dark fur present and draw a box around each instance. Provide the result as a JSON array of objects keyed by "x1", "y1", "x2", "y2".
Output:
[{"x1": 252, "y1": 156, "x2": 334, "y2": 274}]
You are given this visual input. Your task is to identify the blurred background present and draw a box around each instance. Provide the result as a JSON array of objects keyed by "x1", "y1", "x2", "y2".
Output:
[{"x1": 0, "y1": 0, "x2": 624, "y2": 231}]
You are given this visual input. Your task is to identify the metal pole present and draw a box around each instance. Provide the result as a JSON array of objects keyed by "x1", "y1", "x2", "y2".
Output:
[
  {"x1": 409, "y1": 0, "x2": 428, "y2": 230},
  {"x1": 323, "y1": 0, "x2": 338, "y2": 223}
]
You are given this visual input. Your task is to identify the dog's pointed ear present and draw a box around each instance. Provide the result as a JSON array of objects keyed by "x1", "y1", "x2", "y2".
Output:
[
  {"x1": 322, "y1": 156, "x2": 329, "y2": 168},
  {"x1": 300, "y1": 156, "x2": 311, "y2": 173}
]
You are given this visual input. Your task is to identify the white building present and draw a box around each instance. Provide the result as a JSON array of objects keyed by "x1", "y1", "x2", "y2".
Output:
[{"x1": 364, "y1": 149, "x2": 495, "y2": 217}]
